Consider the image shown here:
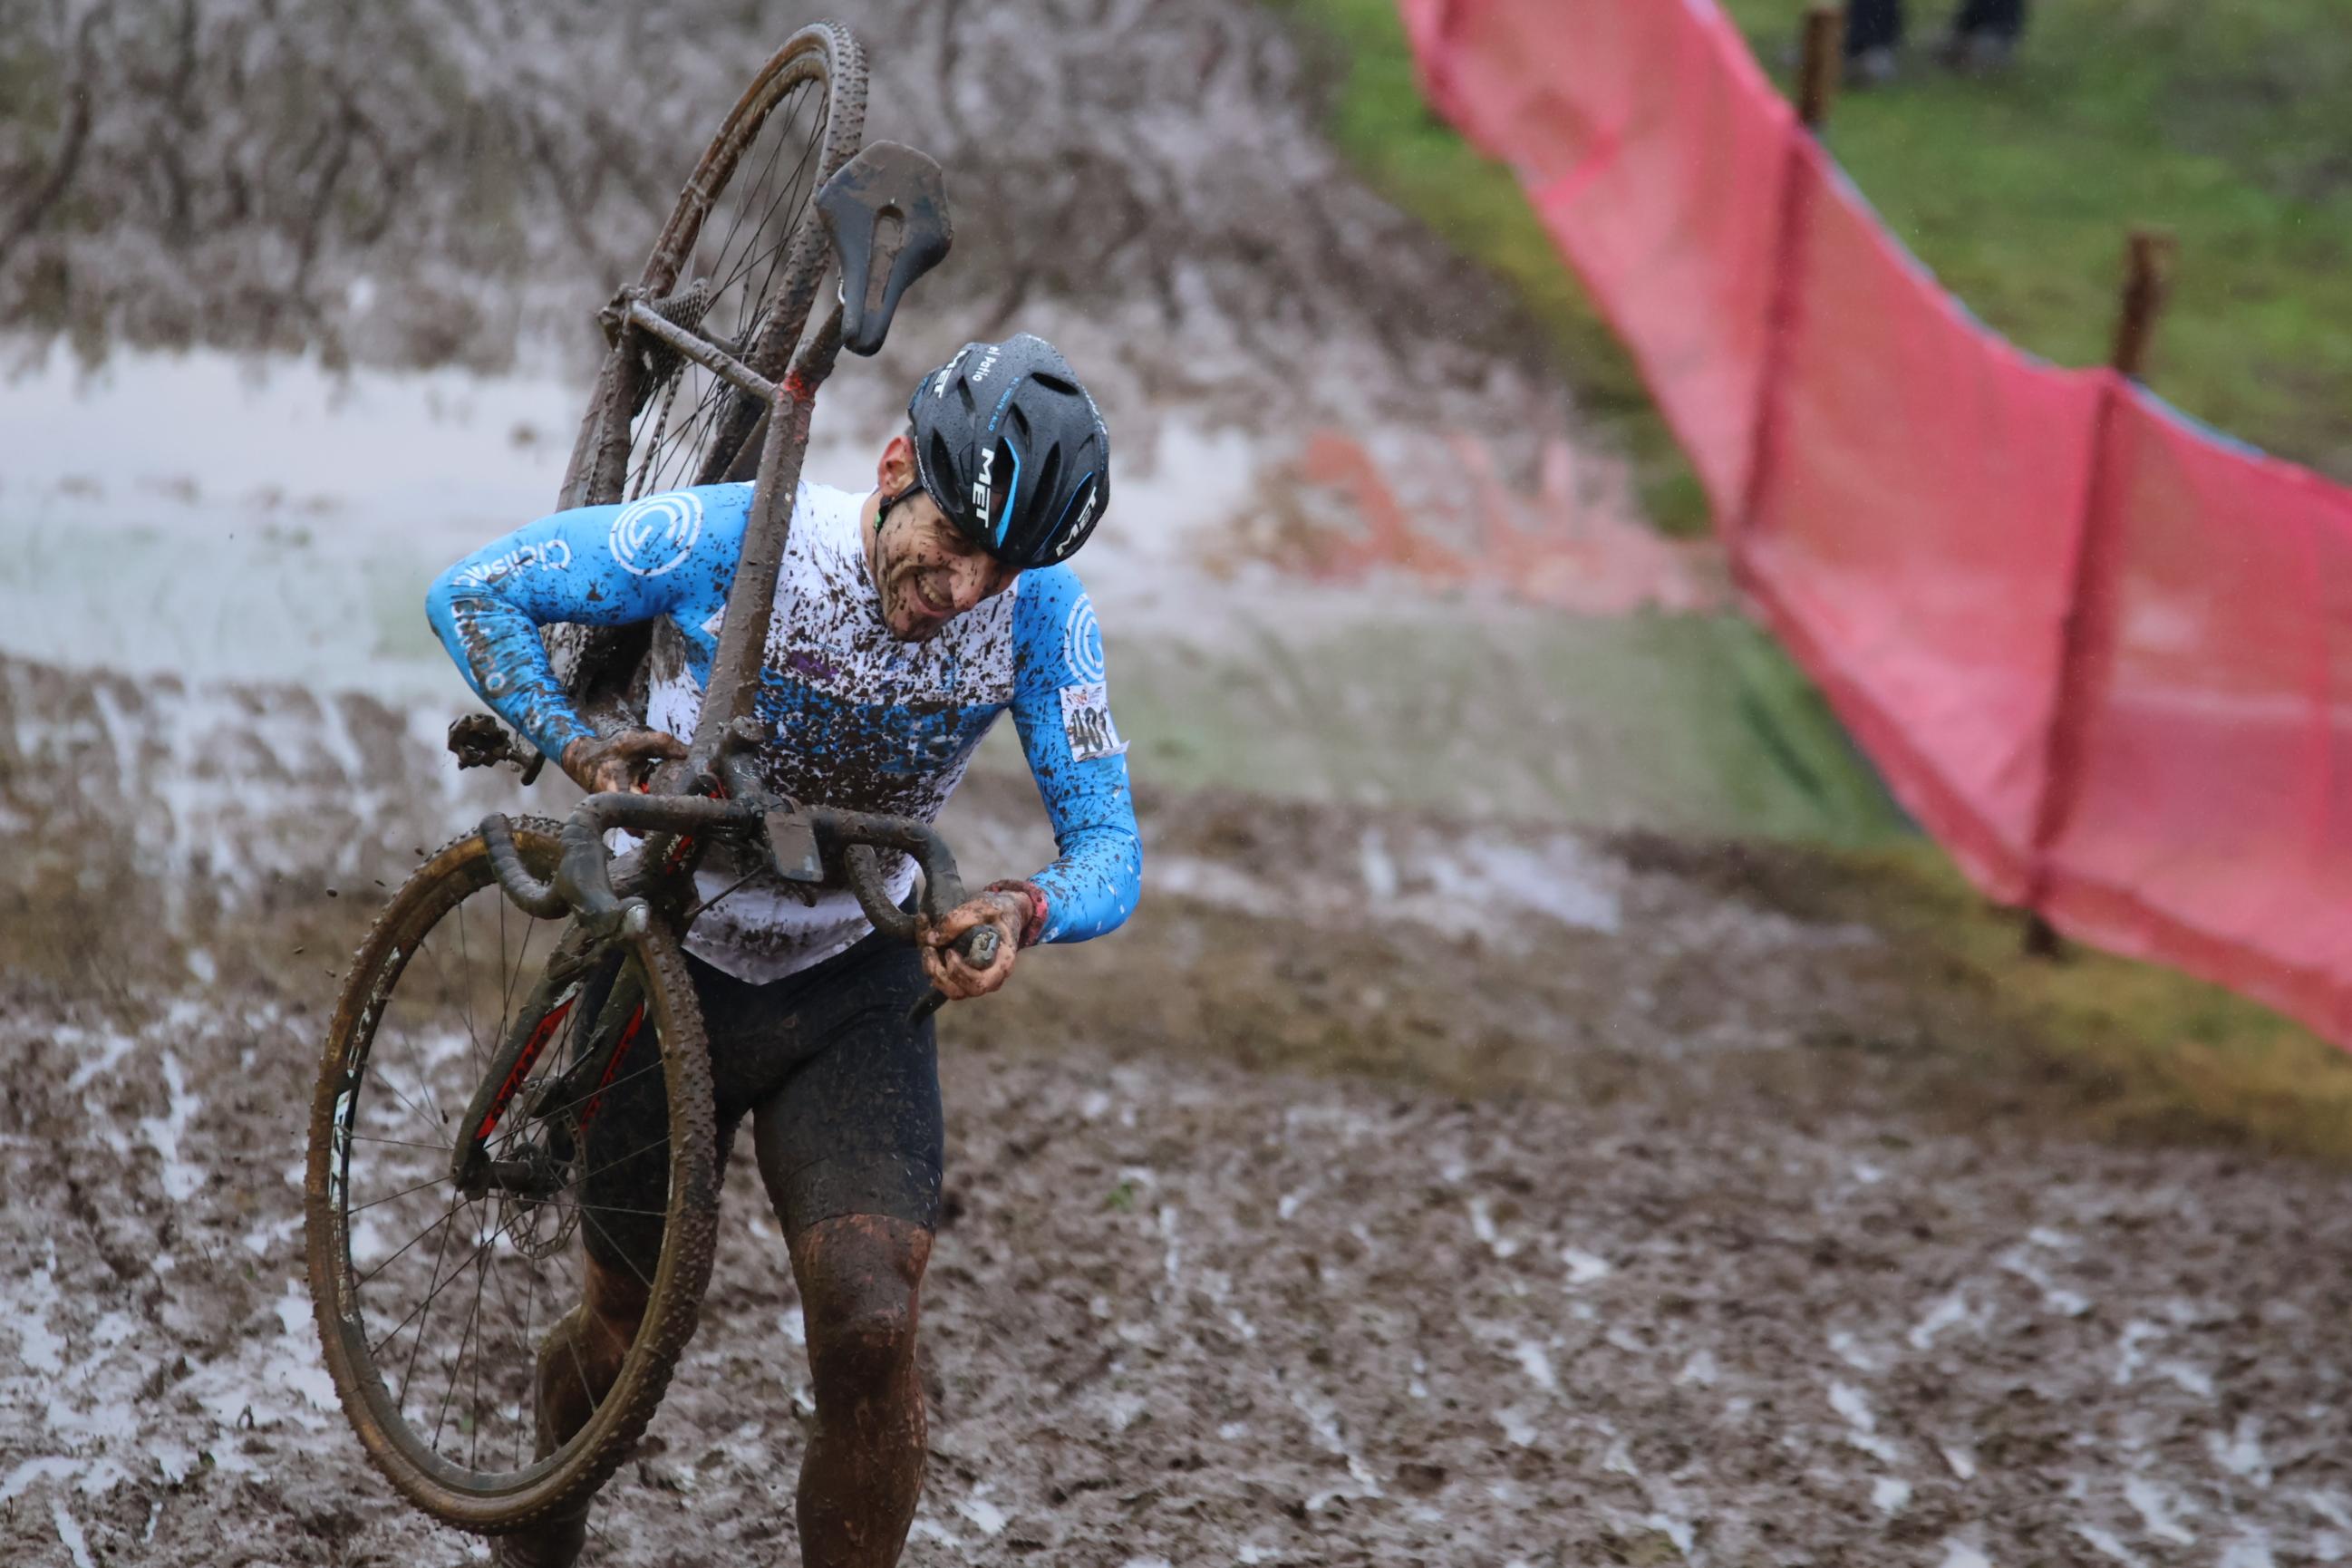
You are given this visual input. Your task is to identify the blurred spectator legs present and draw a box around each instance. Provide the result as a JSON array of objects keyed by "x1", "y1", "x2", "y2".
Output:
[
  {"x1": 1844, "y1": 0, "x2": 1904, "y2": 85},
  {"x1": 1943, "y1": 0, "x2": 2026, "y2": 70},
  {"x1": 1834, "y1": 0, "x2": 2027, "y2": 84}
]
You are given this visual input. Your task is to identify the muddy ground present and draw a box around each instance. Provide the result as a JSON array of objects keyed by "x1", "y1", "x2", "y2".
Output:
[
  {"x1": 6, "y1": 657, "x2": 2352, "y2": 1568},
  {"x1": 8, "y1": 0, "x2": 2352, "y2": 1563}
]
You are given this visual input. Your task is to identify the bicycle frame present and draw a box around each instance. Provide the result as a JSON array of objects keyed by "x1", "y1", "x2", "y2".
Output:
[{"x1": 459, "y1": 138, "x2": 970, "y2": 1089}]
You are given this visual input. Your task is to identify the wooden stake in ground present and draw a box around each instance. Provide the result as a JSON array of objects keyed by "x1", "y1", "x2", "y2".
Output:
[
  {"x1": 2023, "y1": 227, "x2": 2182, "y2": 960},
  {"x1": 2110, "y1": 227, "x2": 2178, "y2": 384},
  {"x1": 1798, "y1": 5, "x2": 1846, "y2": 131}
]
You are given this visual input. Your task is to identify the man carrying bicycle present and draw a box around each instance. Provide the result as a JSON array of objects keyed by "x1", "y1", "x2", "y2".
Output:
[{"x1": 427, "y1": 334, "x2": 1140, "y2": 1567}]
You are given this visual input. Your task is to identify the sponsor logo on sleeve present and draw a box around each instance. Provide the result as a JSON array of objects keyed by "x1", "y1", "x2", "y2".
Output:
[
  {"x1": 1060, "y1": 682, "x2": 1127, "y2": 764},
  {"x1": 1060, "y1": 595, "x2": 1107, "y2": 684},
  {"x1": 454, "y1": 537, "x2": 571, "y2": 587},
  {"x1": 608, "y1": 490, "x2": 703, "y2": 577}
]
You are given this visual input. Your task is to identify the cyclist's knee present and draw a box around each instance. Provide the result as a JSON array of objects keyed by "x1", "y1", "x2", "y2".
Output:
[
  {"x1": 791, "y1": 1215, "x2": 930, "y2": 1401},
  {"x1": 808, "y1": 1294, "x2": 917, "y2": 1402}
]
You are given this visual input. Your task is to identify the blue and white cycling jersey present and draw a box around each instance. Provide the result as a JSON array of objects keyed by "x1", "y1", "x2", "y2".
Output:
[{"x1": 427, "y1": 480, "x2": 1141, "y2": 982}]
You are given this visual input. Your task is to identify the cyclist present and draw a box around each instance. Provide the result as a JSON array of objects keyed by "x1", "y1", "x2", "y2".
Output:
[{"x1": 425, "y1": 333, "x2": 1140, "y2": 1568}]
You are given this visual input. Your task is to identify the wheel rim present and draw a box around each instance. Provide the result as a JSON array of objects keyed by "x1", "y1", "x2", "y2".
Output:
[
  {"x1": 313, "y1": 832, "x2": 702, "y2": 1510},
  {"x1": 622, "y1": 39, "x2": 858, "y2": 499}
]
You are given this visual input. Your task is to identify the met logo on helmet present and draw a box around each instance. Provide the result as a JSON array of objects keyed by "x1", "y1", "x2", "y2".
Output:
[
  {"x1": 928, "y1": 345, "x2": 971, "y2": 401},
  {"x1": 972, "y1": 447, "x2": 994, "y2": 518}
]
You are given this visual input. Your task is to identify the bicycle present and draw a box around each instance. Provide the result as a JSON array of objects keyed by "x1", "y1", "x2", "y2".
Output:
[{"x1": 301, "y1": 21, "x2": 980, "y2": 1539}]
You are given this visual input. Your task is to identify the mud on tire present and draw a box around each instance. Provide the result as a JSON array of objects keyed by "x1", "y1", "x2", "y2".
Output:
[{"x1": 302, "y1": 819, "x2": 720, "y2": 1534}]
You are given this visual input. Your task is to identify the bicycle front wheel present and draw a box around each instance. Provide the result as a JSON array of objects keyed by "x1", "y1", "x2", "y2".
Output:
[{"x1": 304, "y1": 821, "x2": 719, "y2": 1534}]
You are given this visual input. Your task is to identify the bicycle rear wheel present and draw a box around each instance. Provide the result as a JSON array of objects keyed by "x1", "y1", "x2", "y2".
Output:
[
  {"x1": 547, "y1": 21, "x2": 865, "y2": 730},
  {"x1": 304, "y1": 821, "x2": 719, "y2": 1534},
  {"x1": 565, "y1": 20, "x2": 867, "y2": 509}
]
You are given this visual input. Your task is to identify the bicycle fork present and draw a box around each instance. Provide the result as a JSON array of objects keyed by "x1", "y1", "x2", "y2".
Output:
[{"x1": 449, "y1": 933, "x2": 644, "y2": 1201}]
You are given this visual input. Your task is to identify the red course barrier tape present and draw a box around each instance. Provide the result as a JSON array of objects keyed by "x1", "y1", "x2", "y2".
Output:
[{"x1": 1401, "y1": 0, "x2": 2352, "y2": 1046}]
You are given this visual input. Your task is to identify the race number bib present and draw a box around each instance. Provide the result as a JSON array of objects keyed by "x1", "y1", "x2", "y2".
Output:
[{"x1": 1059, "y1": 682, "x2": 1128, "y2": 763}]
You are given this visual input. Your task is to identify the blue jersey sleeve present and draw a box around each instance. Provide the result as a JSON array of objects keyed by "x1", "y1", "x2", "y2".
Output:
[
  {"x1": 425, "y1": 486, "x2": 746, "y2": 762},
  {"x1": 1007, "y1": 567, "x2": 1143, "y2": 944}
]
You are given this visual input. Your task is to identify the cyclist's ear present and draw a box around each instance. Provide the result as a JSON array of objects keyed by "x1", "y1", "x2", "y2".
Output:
[{"x1": 877, "y1": 431, "x2": 918, "y2": 497}]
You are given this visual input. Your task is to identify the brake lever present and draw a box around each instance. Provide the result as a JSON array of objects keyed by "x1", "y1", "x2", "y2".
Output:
[{"x1": 906, "y1": 925, "x2": 1002, "y2": 1027}]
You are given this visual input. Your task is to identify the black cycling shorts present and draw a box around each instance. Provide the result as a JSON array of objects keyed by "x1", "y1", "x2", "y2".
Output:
[{"x1": 578, "y1": 927, "x2": 944, "y2": 1280}]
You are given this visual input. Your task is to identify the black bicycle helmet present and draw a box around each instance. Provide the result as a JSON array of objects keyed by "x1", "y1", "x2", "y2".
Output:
[{"x1": 904, "y1": 334, "x2": 1110, "y2": 568}]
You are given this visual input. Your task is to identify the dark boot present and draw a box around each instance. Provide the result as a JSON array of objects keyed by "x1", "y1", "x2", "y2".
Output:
[
  {"x1": 491, "y1": 1307, "x2": 602, "y2": 1568},
  {"x1": 490, "y1": 1508, "x2": 588, "y2": 1568}
]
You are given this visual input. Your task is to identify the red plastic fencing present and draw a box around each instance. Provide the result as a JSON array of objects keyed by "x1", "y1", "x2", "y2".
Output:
[{"x1": 1404, "y1": 0, "x2": 2352, "y2": 1046}]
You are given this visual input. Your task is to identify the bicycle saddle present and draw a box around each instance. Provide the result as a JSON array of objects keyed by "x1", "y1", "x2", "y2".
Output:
[{"x1": 818, "y1": 140, "x2": 954, "y2": 357}]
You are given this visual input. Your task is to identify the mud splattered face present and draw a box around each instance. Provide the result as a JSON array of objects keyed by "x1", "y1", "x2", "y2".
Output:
[{"x1": 865, "y1": 434, "x2": 1020, "y2": 643}]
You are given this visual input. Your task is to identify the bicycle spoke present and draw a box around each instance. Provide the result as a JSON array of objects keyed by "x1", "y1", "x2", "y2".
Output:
[
  {"x1": 350, "y1": 1133, "x2": 455, "y2": 1154},
  {"x1": 714, "y1": 106, "x2": 825, "y2": 309},
  {"x1": 351, "y1": 1170, "x2": 468, "y2": 1221},
  {"x1": 373, "y1": 1066, "x2": 450, "y2": 1146},
  {"x1": 543, "y1": 1195, "x2": 673, "y2": 1221},
  {"x1": 685, "y1": 866, "x2": 763, "y2": 924},
  {"x1": 576, "y1": 1207, "x2": 658, "y2": 1297},
  {"x1": 642, "y1": 373, "x2": 725, "y2": 496},
  {"x1": 567, "y1": 1127, "x2": 680, "y2": 1194},
  {"x1": 430, "y1": 899, "x2": 487, "y2": 1074},
  {"x1": 735, "y1": 156, "x2": 826, "y2": 337},
  {"x1": 702, "y1": 91, "x2": 795, "y2": 282},
  {"x1": 393, "y1": 1191, "x2": 470, "y2": 1410},
  {"x1": 376, "y1": 1196, "x2": 535, "y2": 1367},
  {"x1": 503, "y1": 912, "x2": 544, "y2": 1052},
  {"x1": 433, "y1": 1201, "x2": 492, "y2": 1453},
  {"x1": 460, "y1": 1205, "x2": 498, "y2": 1466},
  {"x1": 352, "y1": 1194, "x2": 459, "y2": 1284},
  {"x1": 453, "y1": 887, "x2": 484, "y2": 1066},
  {"x1": 517, "y1": 1244, "x2": 539, "y2": 1472},
  {"x1": 497, "y1": 896, "x2": 511, "y2": 1043}
]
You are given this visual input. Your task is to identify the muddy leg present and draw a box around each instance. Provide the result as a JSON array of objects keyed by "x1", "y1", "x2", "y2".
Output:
[
  {"x1": 536, "y1": 1253, "x2": 650, "y2": 1447},
  {"x1": 788, "y1": 1214, "x2": 934, "y2": 1568},
  {"x1": 492, "y1": 1255, "x2": 648, "y2": 1568}
]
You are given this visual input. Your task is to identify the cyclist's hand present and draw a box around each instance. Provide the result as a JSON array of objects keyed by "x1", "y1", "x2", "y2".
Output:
[
  {"x1": 561, "y1": 728, "x2": 687, "y2": 795},
  {"x1": 919, "y1": 890, "x2": 1026, "y2": 1001}
]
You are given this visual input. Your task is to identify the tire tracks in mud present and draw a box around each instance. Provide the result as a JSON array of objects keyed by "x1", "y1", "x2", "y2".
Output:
[
  {"x1": 8, "y1": 657, "x2": 2352, "y2": 1563},
  {"x1": 9, "y1": 997, "x2": 2352, "y2": 1565}
]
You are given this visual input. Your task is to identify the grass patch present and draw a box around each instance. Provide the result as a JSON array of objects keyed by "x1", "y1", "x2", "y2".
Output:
[
  {"x1": 1719, "y1": 0, "x2": 2352, "y2": 478},
  {"x1": 1274, "y1": 0, "x2": 2352, "y2": 490},
  {"x1": 1621, "y1": 831, "x2": 2352, "y2": 1166},
  {"x1": 1265, "y1": 0, "x2": 1713, "y2": 535},
  {"x1": 1040, "y1": 606, "x2": 1906, "y2": 840}
]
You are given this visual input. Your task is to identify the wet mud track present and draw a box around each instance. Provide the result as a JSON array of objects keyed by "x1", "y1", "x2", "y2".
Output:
[{"x1": 5, "y1": 658, "x2": 2352, "y2": 1566}]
